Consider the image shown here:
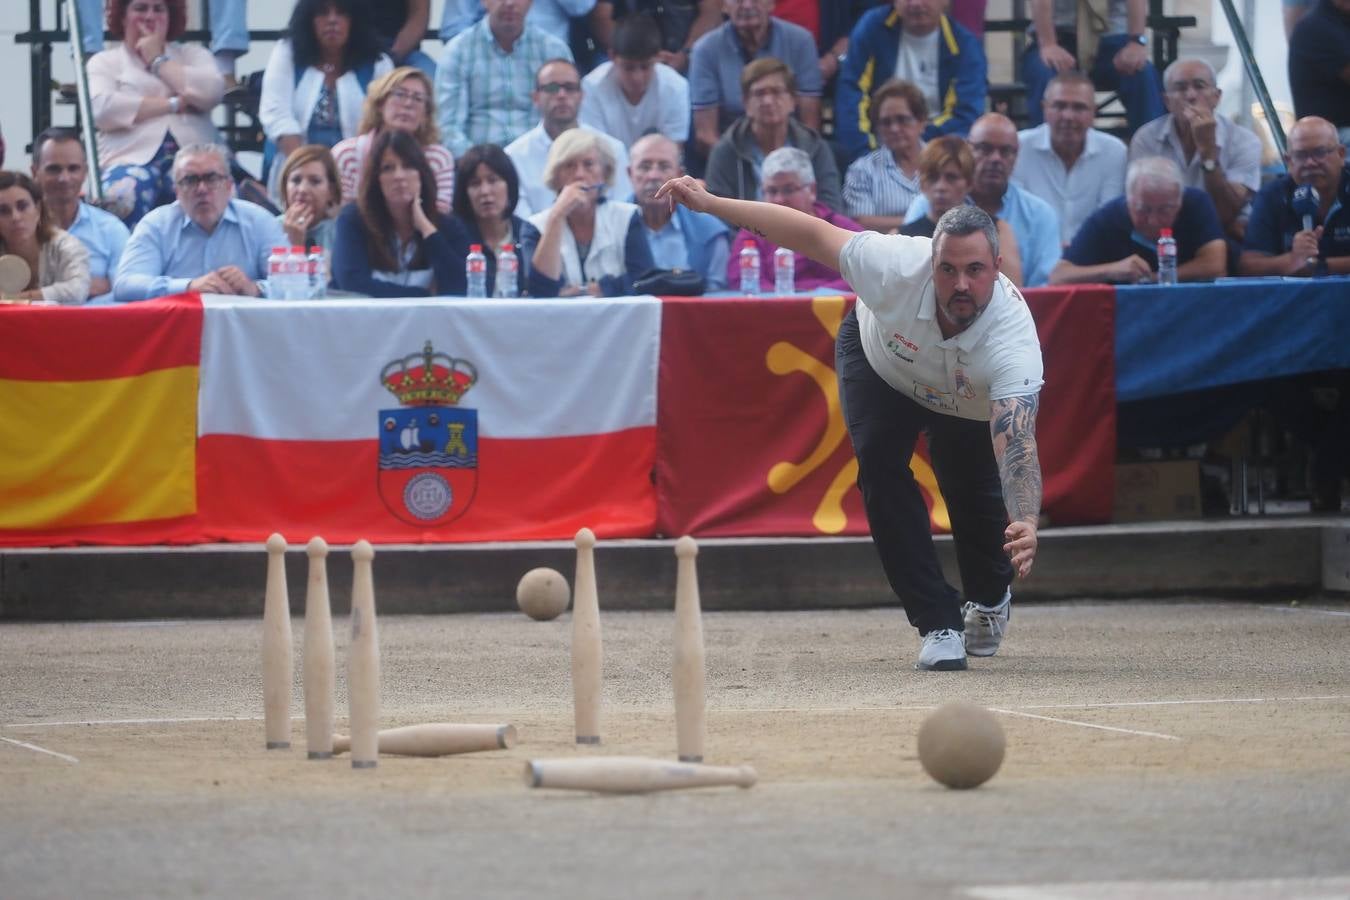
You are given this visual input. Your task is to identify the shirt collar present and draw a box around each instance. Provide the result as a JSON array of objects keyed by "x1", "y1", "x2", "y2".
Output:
[{"x1": 175, "y1": 199, "x2": 240, "y2": 234}]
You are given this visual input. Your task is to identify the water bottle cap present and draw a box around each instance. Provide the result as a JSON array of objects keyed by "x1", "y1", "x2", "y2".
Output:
[
  {"x1": 501, "y1": 243, "x2": 514, "y2": 252},
  {"x1": 309, "y1": 246, "x2": 322, "y2": 253},
  {"x1": 1159, "y1": 228, "x2": 1172, "y2": 238},
  {"x1": 271, "y1": 246, "x2": 287, "y2": 254},
  {"x1": 470, "y1": 244, "x2": 483, "y2": 252},
  {"x1": 290, "y1": 245, "x2": 305, "y2": 253}
]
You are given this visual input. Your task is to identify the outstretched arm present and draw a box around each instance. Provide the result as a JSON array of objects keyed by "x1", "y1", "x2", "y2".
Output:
[
  {"x1": 655, "y1": 175, "x2": 855, "y2": 274},
  {"x1": 990, "y1": 393, "x2": 1042, "y2": 577}
]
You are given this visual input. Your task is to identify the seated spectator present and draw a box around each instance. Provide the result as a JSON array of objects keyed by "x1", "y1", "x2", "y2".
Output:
[
  {"x1": 1240, "y1": 116, "x2": 1350, "y2": 277},
  {"x1": 727, "y1": 146, "x2": 863, "y2": 292},
  {"x1": 1051, "y1": 156, "x2": 1226, "y2": 284},
  {"x1": 901, "y1": 136, "x2": 1024, "y2": 284},
  {"x1": 906, "y1": 114, "x2": 1060, "y2": 286},
  {"x1": 332, "y1": 131, "x2": 470, "y2": 297},
  {"x1": 1023, "y1": 0, "x2": 1164, "y2": 135},
  {"x1": 843, "y1": 79, "x2": 927, "y2": 233},
  {"x1": 277, "y1": 145, "x2": 342, "y2": 259},
  {"x1": 30, "y1": 128, "x2": 130, "y2": 303},
  {"x1": 506, "y1": 59, "x2": 632, "y2": 217},
  {"x1": 705, "y1": 58, "x2": 841, "y2": 209},
  {"x1": 0, "y1": 171, "x2": 91, "y2": 304},
  {"x1": 688, "y1": 0, "x2": 823, "y2": 158},
  {"x1": 1289, "y1": 0, "x2": 1350, "y2": 142},
  {"x1": 332, "y1": 68, "x2": 456, "y2": 213},
  {"x1": 114, "y1": 143, "x2": 286, "y2": 301},
  {"x1": 836, "y1": 0, "x2": 987, "y2": 162},
  {"x1": 1129, "y1": 58, "x2": 1262, "y2": 239},
  {"x1": 770, "y1": 0, "x2": 883, "y2": 90},
  {"x1": 369, "y1": 0, "x2": 436, "y2": 76},
  {"x1": 259, "y1": 0, "x2": 393, "y2": 194},
  {"x1": 435, "y1": 0, "x2": 574, "y2": 157},
  {"x1": 441, "y1": 0, "x2": 597, "y2": 47},
  {"x1": 627, "y1": 133, "x2": 729, "y2": 291},
  {"x1": 1014, "y1": 71, "x2": 1128, "y2": 245},
  {"x1": 587, "y1": 0, "x2": 723, "y2": 74},
  {"x1": 579, "y1": 15, "x2": 691, "y2": 148},
  {"x1": 451, "y1": 144, "x2": 542, "y2": 296},
  {"x1": 523, "y1": 128, "x2": 655, "y2": 297},
  {"x1": 88, "y1": 0, "x2": 225, "y2": 226},
  {"x1": 76, "y1": 0, "x2": 247, "y2": 85}
]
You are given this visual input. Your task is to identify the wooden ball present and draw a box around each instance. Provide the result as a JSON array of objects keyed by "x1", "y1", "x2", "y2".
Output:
[
  {"x1": 917, "y1": 701, "x2": 1005, "y2": 789},
  {"x1": 516, "y1": 567, "x2": 570, "y2": 621}
]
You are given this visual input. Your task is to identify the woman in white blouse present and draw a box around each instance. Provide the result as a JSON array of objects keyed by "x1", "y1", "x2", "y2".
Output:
[
  {"x1": 87, "y1": 0, "x2": 224, "y2": 226},
  {"x1": 0, "y1": 172, "x2": 90, "y2": 304},
  {"x1": 259, "y1": 0, "x2": 393, "y2": 197}
]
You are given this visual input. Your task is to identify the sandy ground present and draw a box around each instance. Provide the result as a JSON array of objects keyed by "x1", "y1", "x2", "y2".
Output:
[{"x1": 2, "y1": 600, "x2": 1349, "y2": 899}]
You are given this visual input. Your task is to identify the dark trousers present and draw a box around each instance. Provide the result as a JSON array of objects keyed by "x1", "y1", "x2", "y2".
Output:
[{"x1": 836, "y1": 310, "x2": 1012, "y2": 635}]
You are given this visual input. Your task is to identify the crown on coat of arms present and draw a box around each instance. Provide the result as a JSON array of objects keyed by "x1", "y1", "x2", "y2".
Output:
[{"x1": 381, "y1": 340, "x2": 478, "y2": 407}]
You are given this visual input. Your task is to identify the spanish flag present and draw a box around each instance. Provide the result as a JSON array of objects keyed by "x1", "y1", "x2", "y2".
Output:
[{"x1": 0, "y1": 296, "x2": 201, "y2": 538}]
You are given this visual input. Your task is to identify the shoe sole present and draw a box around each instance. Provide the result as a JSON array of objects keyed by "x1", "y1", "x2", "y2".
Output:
[
  {"x1": 915, "y1": 657, "x2": 968, "y2": 671},
  {"x1": 965, "y1": 646, "x2": 999, "y2": 658}
]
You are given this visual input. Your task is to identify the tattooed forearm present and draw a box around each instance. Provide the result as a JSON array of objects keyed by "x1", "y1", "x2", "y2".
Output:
[
  {"x1": 733, "y1": 221, "x2": 767, "y2": 237},
  {"x1": 990, "y1": 394, "x2": 1042, "y2": 525}
]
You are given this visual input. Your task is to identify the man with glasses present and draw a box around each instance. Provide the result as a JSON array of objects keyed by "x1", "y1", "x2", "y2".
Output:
[
  {"x1": 114, "y1": 144, "x2": 285, "y2": 301},
  {"x1": 627, "y1": 134, "x2": 729, "y2": 290},
  {"x1": 436, "y1": 0, "x2": 574, "y2": 157},
  {"x1": 1240, "y1": 116, "x2": 1350, "y2": 277},
  {"x1": 903, "y1": 114, "x2": 1061, "y2": 286},
  {"x1": 1049, "y1": 155, "x2": 1225, "y2": 284},
  {"x1": 1129, "y1": 58, "x2": 1262, "y2": 240},
  {"x1": 506, "y1": 58, "x2": 632, "y2": 217}
]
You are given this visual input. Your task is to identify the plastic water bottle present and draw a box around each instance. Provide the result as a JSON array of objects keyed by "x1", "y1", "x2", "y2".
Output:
[
  {"x1": 1156, "y1": 228, "x2": 1177, "y2": 286},
  {"x1": 466, "y1": 243, "x2": 488, "y2": 297},
  {"x1": 287, "y1": 245, "x2": 308, "y2": 299},
  {"x1": 773, "y1": 246, "x2": 795, "y2": 294},
  {"x1": 495, "y1": 243, "x2": 519, "y2": 298},
  {"x1": 306, "y1": 245, "x2": 326, "y2": 299},
  {"x1": 739, "y1": 241, "x2": 760, "y2": 295},
  {"x1": 266, "y1": 245, "x2": 287, "y2": 298}
]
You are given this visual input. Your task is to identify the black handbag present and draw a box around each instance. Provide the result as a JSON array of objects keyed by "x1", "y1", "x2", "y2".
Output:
[{"x1": 632, "y1": 267, "x2": 706, "y2": 296}]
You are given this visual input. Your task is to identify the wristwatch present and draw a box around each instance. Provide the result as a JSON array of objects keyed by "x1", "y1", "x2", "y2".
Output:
[
  {"x1": 1201, "y1": 157, "x2": 1218, "y2": 173},
  {"x1": 1127, "y1": 33, "x2": 1148, "y2": 46}
]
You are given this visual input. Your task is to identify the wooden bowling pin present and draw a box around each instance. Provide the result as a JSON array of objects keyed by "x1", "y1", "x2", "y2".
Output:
[
  {"x1": 673, "y1": 536, "x2": 706, "y2": 763},
  {"x1": 347, "y1": 540, "x2": 380, "y2": 769},
  {"x1": 525, "y1": 756, "x2": 757, "y2": 793},
  {"x1": 571, "y1": 527, "x2": 602, "y2": 745},
  {"x1": 330, "y1": 723, "x2": 517, "y2": 756},
  {"x1": 262, "y1": 533, "x2": 292, "y2": 750},
  {"x1": 303, "y1": 537, "x2": 335, "y2": 760}
]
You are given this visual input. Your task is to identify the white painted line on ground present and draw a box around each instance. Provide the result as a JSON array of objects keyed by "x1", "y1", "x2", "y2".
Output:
[
  {"x1": 990, "y1": 708, "x2": 1181, "y2": 741},
  {"x1": 0, "y1": 735, "x2": 79, "y2": 763},
  {"x1": 964, "y1": 875, "x2": 1350, "y2": 899},
  {"x1": 1260, "y1": 606, "x2": 1350, "y2": 618},
  {"x1": 3, "y1": 715, "x2": 285, "y2": 729},
  {"x1": 1016, "y1": 695, "x2": 1350, "y2": 710}
]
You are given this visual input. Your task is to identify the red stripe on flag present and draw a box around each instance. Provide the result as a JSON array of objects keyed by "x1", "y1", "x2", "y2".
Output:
[
  {"x1": 0, "y1": 294, "x2": 202, "y2": 381},
  {"x1": 195, "y1": 430, "x2": 658, "y2": 543}
]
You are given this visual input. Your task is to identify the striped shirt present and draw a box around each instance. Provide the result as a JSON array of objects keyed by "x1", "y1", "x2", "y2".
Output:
[
  {"x1": 332, "y1": 133, "x2": 457, "y2": 215},
  {"x1": 434, "y1": 18, "x2": 573, "y2": 158},
  {"x1": 842, "y1": 148, "x2": 923, "y2": 221}
]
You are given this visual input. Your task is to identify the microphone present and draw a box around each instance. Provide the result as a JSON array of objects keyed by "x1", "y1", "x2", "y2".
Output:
[{"x1": 1292, "y1": 184, "x2": 1320, "y2": 233}]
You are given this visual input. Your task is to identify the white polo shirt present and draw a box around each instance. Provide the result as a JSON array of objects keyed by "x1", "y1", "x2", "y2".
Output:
[
  {"x1": 579, "y1": 61, "x2": 691, "y2": 147},
  {"x1": 839, "y1": 231, "x2": 1044, "y2": 422}
]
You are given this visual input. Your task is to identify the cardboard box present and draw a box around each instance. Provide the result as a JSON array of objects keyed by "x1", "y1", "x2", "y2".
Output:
[{"x1": 1113, "y1": 460, "x2": 1203, "y2": 522}]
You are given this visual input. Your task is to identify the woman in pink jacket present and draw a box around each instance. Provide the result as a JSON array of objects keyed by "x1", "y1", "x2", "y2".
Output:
[{"x1": 88, "y1": 0, "x2": 225, "y2": 226}]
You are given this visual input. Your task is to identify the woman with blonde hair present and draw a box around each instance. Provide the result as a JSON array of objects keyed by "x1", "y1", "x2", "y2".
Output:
[
  {"x1": 277, "y1": 144, "x2": 342, "y2": 255},
  {"x1": 331, "y1": 67, "x2": 455, "y2": 213},
  {"x1": 0, "y1": 171, "x2": 90, "y2": 304},
  {"x1": 522, "y1": 128, "x2": 654, "y2": 298}
]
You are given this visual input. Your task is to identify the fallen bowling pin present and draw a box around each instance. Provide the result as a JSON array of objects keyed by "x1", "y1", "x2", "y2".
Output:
[
  {"x1": 347, "y1": 540, "x2": 380, "y2": 769},
  {"x1": 303, "y1": 537, "x2": 335, "y2": 760},
  {"x1": 262, "y1": 533, "x2": 293, "y2": 750},
  {"x1": 571, "y1": 527, "x2": 602, "y2": 745},
  {"x1": 330, "y1": 723, "x2": 517, "y2": 757},
  {"x1": 525, "y1": 756, "x2": 757, "y2": 794},
  {"x1": 673, "y1": 535, "x2": 706, "y2": 763}
]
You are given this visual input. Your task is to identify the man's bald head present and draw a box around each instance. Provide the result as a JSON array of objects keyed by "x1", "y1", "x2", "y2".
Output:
[
  {"x1": 968, "y1": 113, "x2": 1019, "y2": 199},
  {"x1": 969, "y1": 113, "x2": 1018, "y2": 146},
  {"x1": 1290, "y1": 116, "x2": 1338, "y2": 146}
]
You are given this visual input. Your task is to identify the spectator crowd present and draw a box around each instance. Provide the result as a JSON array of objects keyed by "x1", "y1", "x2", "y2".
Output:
[{"x1": 2, "y1": 0, "x2": 1349, "y2": 305}]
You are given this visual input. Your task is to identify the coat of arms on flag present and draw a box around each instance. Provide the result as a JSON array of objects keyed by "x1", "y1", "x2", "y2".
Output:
[{"x1": 377, "y1": 340, "x2": 478, "y2": 527}]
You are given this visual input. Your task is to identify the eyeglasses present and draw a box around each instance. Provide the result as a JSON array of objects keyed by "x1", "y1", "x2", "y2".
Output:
[
  {"x1": 388, "y1": 88, "x2": 428, "y2": 105},
  {"x1": 1166, "y1": 79, "x2": 1214, "y2": 95},
  {"x1": 876, "y1": 114, "x2": 917, "y2": 129},
  {"x1": 971, "y1": 142, "x2": 1017, "y2": 159},
  {"x1": 176, "y1": 172, "x2": 229, "y2": 190},
  {"x1": 1289, "y1": 145, "x2": 1339, "y2": 164},
  {"x1": 762, "y1": 183, "x2": 807, "y2": 200},
  {"x1": 537, "y1": 82, "x2": 582, "y2": 95}
]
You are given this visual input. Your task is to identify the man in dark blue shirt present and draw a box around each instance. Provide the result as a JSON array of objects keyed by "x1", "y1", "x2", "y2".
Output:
[
  {"x1": 1289, "y1": 0, "x2": 1350, "y2": 135},
  {"x1": 1049, "y1": 156, "x2": 1226, "y2": 284},
  {"x1": 1240, "y1": 116, "x2": 1350, "y2": 277}
]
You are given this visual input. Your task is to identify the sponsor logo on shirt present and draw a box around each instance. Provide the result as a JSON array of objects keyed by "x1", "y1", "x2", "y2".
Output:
[
  {"x1": 953, "y1": 367, "x2": 976, "y2": 400},
  {"x1": 891, "y1": 332, "x2": 919, "y2": 352},
  {"x1": 914, "y1": 382, "x2": 957, "y2": 411}
]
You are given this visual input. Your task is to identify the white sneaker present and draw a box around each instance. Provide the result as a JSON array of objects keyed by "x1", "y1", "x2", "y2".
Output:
[
  {"x1": 962, "y1": 590, "x2": 1011, "y2": 658},
  {"x1": 915, "y1": 628, "x2": 968, "y2": 671}
]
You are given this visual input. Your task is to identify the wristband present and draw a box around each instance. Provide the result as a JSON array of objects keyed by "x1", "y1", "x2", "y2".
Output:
[{"x1": 150, "y1": 53, "x2": 170, "y2": 75}]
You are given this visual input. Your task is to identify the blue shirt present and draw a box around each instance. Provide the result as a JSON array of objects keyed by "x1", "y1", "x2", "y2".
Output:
[
  {"x1": 639, "y1": 209, "x2": 730, "y2": 293},
  {"x1": 1064, "y1": 187, "x2": 1224, "y2": 271},
  {"x1": 688, "y1": 19, "x2": 822, "y2": 131},
  {"x1": 1244, "y1": 166, "x2": 1350, "y2": 267},
  {"x1": 114, "y1": 199, "x2": 287, "y2": 301},
  {"x1": 906, "y1": 184, "x2": 1062, "y2": 287},
  {"x1": 67, "y1": 201, "x2": 130, "y2": 304}
]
